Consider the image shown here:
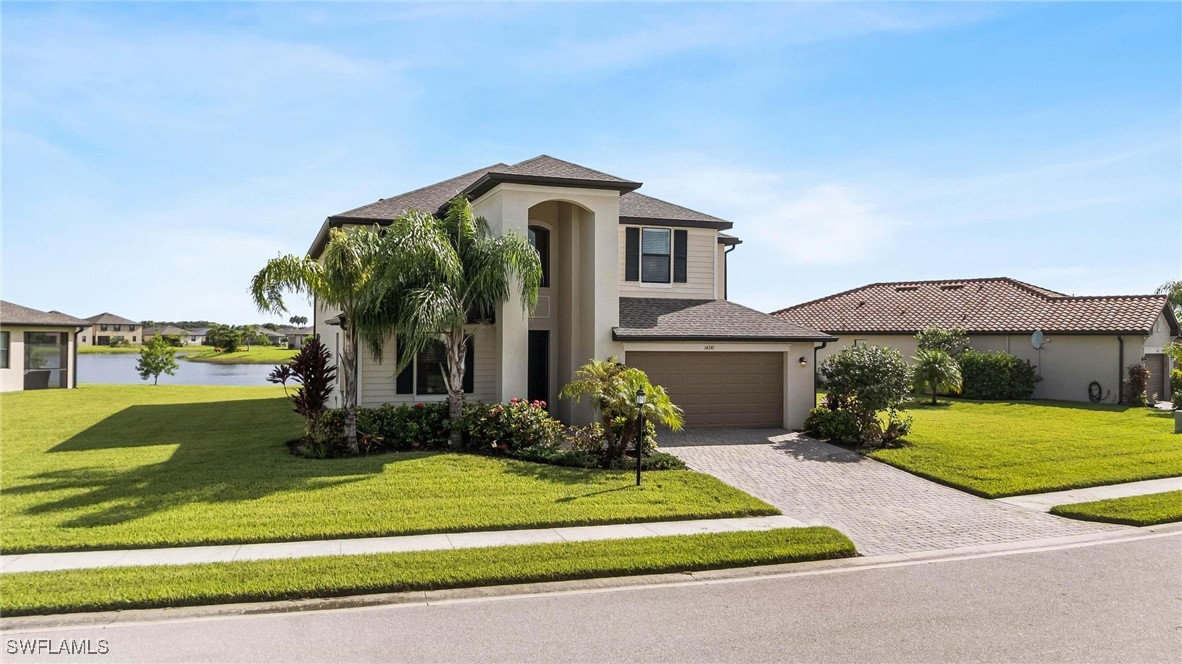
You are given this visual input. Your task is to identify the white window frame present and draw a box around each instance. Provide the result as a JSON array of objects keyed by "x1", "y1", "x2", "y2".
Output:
[{"x1": 639, "y1": 226, "x2": 673, "y2": 287}]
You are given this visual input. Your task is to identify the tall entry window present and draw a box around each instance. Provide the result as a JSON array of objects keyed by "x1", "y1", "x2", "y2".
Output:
[
  {"x1": 528, "y1": 225, "x2": 550, "y2": 288},
  {"x1": 24, "y1": 332, "x2": 66, "y2": 389}
]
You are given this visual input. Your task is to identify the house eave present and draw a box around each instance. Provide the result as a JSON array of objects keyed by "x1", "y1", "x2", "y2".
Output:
[
  {"x1": 464, "y1": 173, "x2": 642, "y2": 200},
  {"x1": 620, "y1": 216, "x2": 734, "y2": 231},
  {"x1": 613, "y1": 331, "x2": 838, "y2": 343}
]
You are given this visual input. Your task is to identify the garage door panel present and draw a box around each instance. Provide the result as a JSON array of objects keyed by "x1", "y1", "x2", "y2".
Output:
[{"x1": 627, "y1": 351, "x2": 783, "y2": 428}]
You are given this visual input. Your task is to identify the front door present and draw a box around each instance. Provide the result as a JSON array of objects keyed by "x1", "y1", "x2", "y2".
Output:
[{"x1": 527, "y1": 331, "x2": 549, "y2": 407}]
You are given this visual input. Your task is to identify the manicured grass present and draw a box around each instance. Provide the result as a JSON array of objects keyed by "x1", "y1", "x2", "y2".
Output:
[
  {"x1": 869, "y1": 400, "x2": 1182, "y2": 498},
  {"x1": 79, "y1": 345, "x2": 220, "y2": 355},
  {"x1": 0, "y1": 527, "x2": 853, "y2": 616},
  {"x1": 1050, "y1": 490, "x2": 1182, "y2": 527},
  {"x1": 182, "y1": 347, "x2": 297, "y2": 364},
  {"x1": 0, "y1": 385, "x2": 776, "y2": 554}
]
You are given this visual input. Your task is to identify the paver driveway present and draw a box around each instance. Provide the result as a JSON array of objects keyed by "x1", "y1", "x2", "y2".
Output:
[{"x1": 663, "y1": 430, "x2": 1123, "y2": 555}]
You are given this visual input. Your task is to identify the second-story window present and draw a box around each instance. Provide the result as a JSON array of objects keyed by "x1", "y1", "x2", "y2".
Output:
[
  {"x1": 114, "y1": 324, "x2": 122, "y2": 332},
  {"x1": 528, "y1": 225, "x2": 550, "y2": 288},
  {"x1": 100, "y1": 324, "x2": 108, "y2": 331},
  {"x1": 641, "y1": 228, "x2": 671, "y2": 283}
]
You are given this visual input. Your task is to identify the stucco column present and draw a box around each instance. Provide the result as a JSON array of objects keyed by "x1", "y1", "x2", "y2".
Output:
[{"x1": 477, "y1": 193, "x2": 530, "y2": 402}]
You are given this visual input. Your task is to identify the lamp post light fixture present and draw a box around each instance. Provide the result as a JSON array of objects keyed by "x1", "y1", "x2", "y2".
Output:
[{"x1": 635, "y1": 388, "x2": 647, "y2": 487}]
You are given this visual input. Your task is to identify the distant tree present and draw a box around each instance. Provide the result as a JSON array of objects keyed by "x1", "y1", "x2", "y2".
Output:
[
  {"x1": 289, "y1": 315, "x2": 308, "y2": 327},
  {"x1": 1156, "y1": 281, "x2": 1182, "y2": 318},
  {"x1": 915, "y1": 326, "x2": 970, "y2": 357},
  {"x1": 262, "y1": 322, "x2": 281, "y2": 331},
  {"x1": 912, "y1": 349, "x2": 963, "y2": 406},
  {"x1": 136, "y1": 337, "x2": 179, "y2": 385},
  {"x1": 206, "y1": 324, "x2": 242, "y2": 353}
]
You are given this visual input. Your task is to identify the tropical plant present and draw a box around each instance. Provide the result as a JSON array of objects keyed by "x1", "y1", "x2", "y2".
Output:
[
  {"x1": 361, "y1": 196, "x2": 543, "y2": 449},
  {"x1": 287, "y1": 336, "x2": 338, "y2": 453},
  {"x1": 958, "y1": 349, "x2": 1039, "y2": 400},
  {"x1": 267, "y1": 363, "x2": 295, "y2": 396},
  {"x1": 289, "y1": 315, "x2": 308, "y2": 327},
  {"x1": 819, "y1": 345, "x2": 913, "y2": 446},
  {"x1": 135, "y1": 336, "x2": 178, "y2": 385},
  {"x1": 1126, "y1": 364, "x2": 1151, "y2": 407},
  {"x1": 250, "y1": 226, "x2": 388, "y2": 455},
  {"x1": 1156, "y1": 280, "x2": 1182, "y2": 318},
  {"x1": 912, "y1": 348, "x2": 963, "y2": 405},
  {"x1": 559, "y1": 357, "x2": 684, "y2": 463},
  {"x1": 1163, "y1": 340, "x2": 1182, "y2": 366},
  {"x1": 205, "y1": 324, "x2": 242, "y2": 353},
  {"x1": 914, "y1": 326, "x2": 970, "y2": 357}
]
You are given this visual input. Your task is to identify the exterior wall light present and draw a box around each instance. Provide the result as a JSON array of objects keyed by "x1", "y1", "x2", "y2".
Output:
[{"x1": 799, "y1": 356, "x2": 808, "y2": 367}]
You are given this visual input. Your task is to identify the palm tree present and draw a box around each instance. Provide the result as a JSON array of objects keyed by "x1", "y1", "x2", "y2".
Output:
[
  {"x1": 559, "y1": 357, "x2": 684, "y2": 463},
  {"x1": 362, "y1": 196, "x2": 542, "y2": 449},
  {"x1": 912, "y1": 348, "x2": 963, "y2": 406},
  {"x1": 250, "y1": 227, "x2": 388, "y2": 455}
]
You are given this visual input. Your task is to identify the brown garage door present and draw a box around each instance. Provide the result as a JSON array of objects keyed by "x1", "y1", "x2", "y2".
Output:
[{"x1": 627, "y1": 352, "x2": 783, "y2": 428}]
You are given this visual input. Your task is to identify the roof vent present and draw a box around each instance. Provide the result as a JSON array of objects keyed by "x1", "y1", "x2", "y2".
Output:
[
  {"x1": 940, "y1": 283, "x2": 965, "y2": 290},
  {"x1": 895, "y1": 285, "x2": 918, "y2": 292}
]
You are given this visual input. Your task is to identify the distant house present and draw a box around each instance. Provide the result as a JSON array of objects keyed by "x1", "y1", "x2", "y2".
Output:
[
  {"x1": 284, "y1": 326, "x2": 313, "y2": 349},
  {"x1": 0, "y1": 301, "x2": 89, "y2": 391},
  {"x1": 81, "y1": 313, "x2": 141, "y2": 346},
  {"x1": 142, "y1": 325, "x2": 194, "y2": 345},
  {"x1": 772, "y1": 277, "x2": 1180, "y2": 404},
  {"x1": 186, "y1": 327, "x2": 209, "y2": 346}
]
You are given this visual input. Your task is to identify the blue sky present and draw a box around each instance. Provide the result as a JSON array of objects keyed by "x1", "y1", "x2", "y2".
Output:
[{"x1": 3, "y1": 2, "x2": 1179, "y2": 324}]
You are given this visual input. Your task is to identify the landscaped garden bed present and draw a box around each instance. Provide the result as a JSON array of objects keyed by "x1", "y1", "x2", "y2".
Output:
[
  {"x1": 0, "y1": 385, "x2": 777, "y2": 554},
  {"x1": 1049, "y1": 490, "x2": 1182, "y2": 526},
  {"x1": 0, "y1": 527, "x2": 855, "y2": 616}
]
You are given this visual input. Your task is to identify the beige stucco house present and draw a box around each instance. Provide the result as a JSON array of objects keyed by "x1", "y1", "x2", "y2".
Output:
[
  {"x1": 0, "y1": 301, "x2": 88, "y2": 392},
  {"x1": 80, "y1": 313, "x2": 140, "y2": 346},
  {"x1": 142, "y1": 325, "x2": 196, "y2": 345},
  {"x1": 772, "y1": 278, "x2": 1179, "y2": 404},
  {"x1": 308, "y1": 156, "x2": 832, "y2": 428}
]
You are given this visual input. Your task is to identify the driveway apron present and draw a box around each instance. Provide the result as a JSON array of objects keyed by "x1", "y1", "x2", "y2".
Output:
[{"x1": 663, "y1": 430, "x2": 1123, "y2": 555}]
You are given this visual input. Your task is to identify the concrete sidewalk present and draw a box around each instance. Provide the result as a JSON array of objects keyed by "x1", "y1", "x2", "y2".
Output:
[
  {"x1": 0, "y1": 515, "x2": 806, "y2": 574},
  {"x1": 997, "y1": 477, "x2": 1182, "y2": 512}
]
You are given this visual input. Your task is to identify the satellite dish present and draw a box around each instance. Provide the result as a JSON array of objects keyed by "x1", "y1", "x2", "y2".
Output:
[{"x1": 1031, "y1": 330, "x2": 1045, "y2": 350}]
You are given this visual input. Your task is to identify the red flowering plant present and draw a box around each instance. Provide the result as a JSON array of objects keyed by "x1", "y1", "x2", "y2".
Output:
[{"x1": 461, "y1": 398, "x2": 564, "y2": 455}]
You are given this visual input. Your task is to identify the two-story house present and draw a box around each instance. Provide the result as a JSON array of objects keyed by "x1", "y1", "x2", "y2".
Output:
[
  {"x1": 308, "y1": 156, "x2": 832, "y2": 429},
  {"x1": 81, "y1": 313, "x2": 140, "y2": 346}
]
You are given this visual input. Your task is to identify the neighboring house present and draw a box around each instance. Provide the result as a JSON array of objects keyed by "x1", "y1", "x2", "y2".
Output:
[
  {"x1": 284, "y1": 326, "x2": 313, "y2": 349},
  {"x1": 186, "y1": 327, "x2": 208, "y2": 346},
  {"x1": 772, "y1": 277, "x2": 1180, "y2": 404},
  {"x1": 81, "y1": 312, "x2": 140, "y2": 346},
  {"x1": 308, "y1": 155, "x2": 832, "y2": 428},
  {"x1": 142, "y1": 325, "x2": 193, "y2": 344},
  {"x1": 0, "y1": 301, "x2": 89, "y2": 392}
]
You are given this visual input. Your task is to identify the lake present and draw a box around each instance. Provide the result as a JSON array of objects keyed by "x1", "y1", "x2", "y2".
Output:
[{"x1": 79, "y1": 354, "x2": 274, "y2": 386}]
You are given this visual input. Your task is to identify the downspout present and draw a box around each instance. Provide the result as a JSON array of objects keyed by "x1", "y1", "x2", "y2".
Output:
[
  {"x1": 813, "y1": 340, "x2": 828, "y2": 405},
  {"x1": 1117, "y1": 336, "x2": 1124, "y2": 405},
  {"x1": 73, "y1": 326, "x2": 82, "y2": 389},
  {"x1": 723, "y1": 245, "x2": 736, "y2": 300}
]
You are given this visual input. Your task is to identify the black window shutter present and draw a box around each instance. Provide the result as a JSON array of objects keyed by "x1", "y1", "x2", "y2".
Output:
[
  {"x1": 395, "y1": 338, "x2": 414, "y2": 394},
  {"x1": 625, "y1": 227, "x2": 640, "y2": 281},
  {"x1": 673, "y1": 230, "x2": 688, "y2": 283},
  {"x1": 463, "y1": 341, "x2": 475, "y2": 394}
]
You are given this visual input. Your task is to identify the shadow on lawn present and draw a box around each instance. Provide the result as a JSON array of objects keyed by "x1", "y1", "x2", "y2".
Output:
[{"x1": 11, "y1": 399, "x2": 419, "y2": 528}]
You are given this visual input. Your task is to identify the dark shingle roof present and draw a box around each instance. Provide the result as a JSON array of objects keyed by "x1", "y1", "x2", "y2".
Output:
[
  {"x1": 772, "y1": 277, "x2": 1179, "y2": 335},
  {"x1": 0, "y1": 301, "x2": 89, "y2": 327},
  {"x1": 143, "y1": 325, "x2": 191, "y2": 336},
  {"x1": 85, "y1": 312, "x2": 139, "y2": 326},
  {"x1": 619, "y1": 192, "x2": 732, "y2": 230},
  {"x1": 334, "y1": 164, "x2": 505, "y2": 222},
  {"x1": 615, "y1": 298, "x2": 834, "y2": 342}
]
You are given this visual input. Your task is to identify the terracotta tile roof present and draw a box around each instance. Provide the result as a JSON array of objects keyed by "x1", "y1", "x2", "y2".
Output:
[
  {"x1": 84, "y1": 312, "x2": 139, "y2": 326},
  {"x1": 772, "y1": 277, "x2": 1177, "y2": 335},
  {"x1": 616, "y1": 298, "x2": 834, "y2": 342},
  {"x1": 0, "y1": 301, "x2": 89, "y2": 327}
]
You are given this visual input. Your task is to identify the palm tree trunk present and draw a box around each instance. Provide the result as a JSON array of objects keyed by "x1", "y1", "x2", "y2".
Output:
[
  {"x1": 931, "y1": 386, "x2": 937, "y2": 406},
  {"x1": 445, "y1": 332, "x2": 467, "y2": 450},
  {"x1": 340, "y1": 326, "x2": 359, "y2": 456}
]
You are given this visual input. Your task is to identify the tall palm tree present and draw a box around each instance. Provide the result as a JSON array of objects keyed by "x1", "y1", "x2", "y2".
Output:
[
  {"x1": 363, "y1": 196, "x2": 542, "y2": 448},
  {"x1": 912, "y1": 348, "x2": 963, "y2": 406},
  {"x1": 250, "y1": 227, "x2": 388, "y2": 455}
]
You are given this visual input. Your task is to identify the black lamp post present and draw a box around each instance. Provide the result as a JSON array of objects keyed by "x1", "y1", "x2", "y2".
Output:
[{"x1": 635, "y1": 388, "x2": 647, "y2": 487}]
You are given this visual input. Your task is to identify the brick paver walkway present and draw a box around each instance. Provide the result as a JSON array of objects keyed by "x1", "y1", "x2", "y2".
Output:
[{"x1": 663, "y1": 430, "x2": 1124, "y2": 555}]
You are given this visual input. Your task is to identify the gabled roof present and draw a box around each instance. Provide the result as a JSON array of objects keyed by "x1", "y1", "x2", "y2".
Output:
[
  {"x1": 143, "y1": 325, "x2": 191, "y2": 336},
  {"x1": 0, "y1": 301, "x2": 89, "y2": 327},
  {"x1": 85, "y1": 312, "x2": 139, "y2": 326},
  {"x1": 615, "y1": 298, "x2": 834, "y2": 342},
  {"x1": 772, "y1": 277, "x2": 1179, "y2": 336},
  {"x1": 309, "y1": 156, "x2": 732, "y2": 256}
]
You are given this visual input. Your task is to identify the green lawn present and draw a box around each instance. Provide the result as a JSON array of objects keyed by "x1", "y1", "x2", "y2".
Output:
[
  {"x1": 182, "y1": 347, "x2": 297, "y2": 364},
  {"x1": 869, "y1": 400, "x2": 1182, "y2": 498},
  {"x1": 1050, "y1": 490, "x2": 1182, "y2": 526},
  {"x1": 0, "y1": 385, "x2": 776, "y2": 554},
  {"x1": 0, "y1": 527, "x2": 854, "y2": 616},
  {"x1": 80, "y1": 345, "x2": 220, "y2": 355}
]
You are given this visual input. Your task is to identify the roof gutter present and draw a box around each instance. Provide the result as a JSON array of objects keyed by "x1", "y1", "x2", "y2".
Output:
[
  {"x1": 723, "y1": 245, "x2": 737, "y2": 300},
  {"x1": 812, "y1": 340, "x2": 828, "y2": 404}
]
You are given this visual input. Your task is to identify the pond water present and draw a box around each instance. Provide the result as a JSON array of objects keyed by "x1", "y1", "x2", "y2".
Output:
[{"x1": 78, "y1": 354, "x2": 274, "y2": 386}]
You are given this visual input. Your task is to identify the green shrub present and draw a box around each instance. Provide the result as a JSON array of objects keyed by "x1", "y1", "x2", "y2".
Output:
[
  {"x1": 957, "y1": 349, "x2": 1039, "y2": 400},
  {"x1": 461, "y1": 399, "x2": 565, "y2": 455},
  {"x1": 317, "y1": 402, "x2": 450, "y2": 456},
  {"x1": 1171, "y1": 369, "x2": 1182, "y2": 410},
  {"x1": 819, "y1": 345, "x2": 913, "y2": 446},
  {"x1": 804, "y1": 407, "x2": 860, "y2": 445},
  {"x1": 914, "y1": 326, "x2": 970, "y2": 356},
  {"x1": 1126, "y1": 364, "x2": 1151, "y2": 407}
]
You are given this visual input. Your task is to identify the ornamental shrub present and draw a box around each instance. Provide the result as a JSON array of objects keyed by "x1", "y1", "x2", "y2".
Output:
[
  {"x1": 1171, "y1": 369, "x2": 1182, "y2": 410},
  {"x1": 819, "y1": 345, "x2": 913, "y2": 446},
  {"x1": 461, "y1": 398, "x2": 565, "y2": 455},
  {"x1": 914, "y1": 326, "x2": 970, "y2": 357},
  {"x1": 803, "y1": 407, "x2": 860, "y2": 445},
  {"x1": 1126, "y1": 364, "x2": 1151, "y2": 407},
  {"x1": 957, "y1": 349, "x2": 1039, "y2": 400},
  {"x1": 316, "y1": 402, "x2": 450, "y2": 456}
]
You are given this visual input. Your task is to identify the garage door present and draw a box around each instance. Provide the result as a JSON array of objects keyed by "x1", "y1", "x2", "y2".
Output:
[{"x1": 627, "y1": 351, "x2": 783, "y2": 428}]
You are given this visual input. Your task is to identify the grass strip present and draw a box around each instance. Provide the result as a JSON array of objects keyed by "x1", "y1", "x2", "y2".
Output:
[
  {"x1": 0, "y1": 527, "x2": 854, "y2": 616},
  {"x1": 181, "y1": 347, "x2": 298, "y2": 364},
  {"x1": 1049, "y1": 490, "x2": 1182, "y2": 527}
]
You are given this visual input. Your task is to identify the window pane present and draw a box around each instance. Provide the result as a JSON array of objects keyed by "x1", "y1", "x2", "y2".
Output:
[
  {"x1": 641, "y1": 228, "x2": 670, "y2": 254},
  {"x1": 0, "y1": 331, "x2": 8, "y2": 369},
  {"x1": 641, "y1": 255, "x2": 671, "y2": 283},
  {"x1": 416, "y1": 342, "x2": 448, "y2": 395}
]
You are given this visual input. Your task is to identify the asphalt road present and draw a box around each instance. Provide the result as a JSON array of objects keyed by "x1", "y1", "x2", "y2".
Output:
[{"x1": 4, "y1": 534, "x2": 1179, "y2": 663}]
